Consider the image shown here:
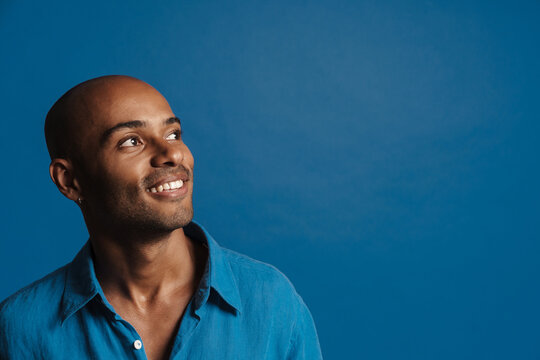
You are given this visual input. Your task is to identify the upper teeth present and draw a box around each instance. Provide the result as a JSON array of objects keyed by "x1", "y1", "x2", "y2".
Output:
[{"x1": 147, "y1": 180, "x2": 184, "y2": 193}]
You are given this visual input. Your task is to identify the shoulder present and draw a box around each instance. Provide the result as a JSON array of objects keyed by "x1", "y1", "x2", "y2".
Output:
[
  {"x1": 220, "y1": 247, "x2": 322, "y2": 357},
  {"x1": 224, "y1": 248, "x2": 297, "y2": 287},
  {"x1": 222, "y1": 247, "x2": 305, "y2": 312},
  {"x1": 0, "y1": 265, "x2": 68, "y2": 338}
]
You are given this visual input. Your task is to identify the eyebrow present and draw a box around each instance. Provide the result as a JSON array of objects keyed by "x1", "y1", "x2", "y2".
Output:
[{"x1": 100, "y1": 117, "x2": 181, "y2": 145}]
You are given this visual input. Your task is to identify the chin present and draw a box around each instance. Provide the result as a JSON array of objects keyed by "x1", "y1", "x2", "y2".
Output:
[
  {"x1": 171, "y1": 207, "x2": 194, "y2": 229},
  {"x1": 96, "y1": 187, "x2": 194, "y2": 231},
  {"x1": 155, "y1": 205, "x2": 194, "y2": 231},
  {"x1": 131, "y1": 214, "x2": 193, "y2": 240}
]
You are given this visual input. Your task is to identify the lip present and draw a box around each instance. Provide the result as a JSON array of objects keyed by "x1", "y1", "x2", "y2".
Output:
[
  {"x1": 147, "y1": 174, "x2": 189, "y2": 189},
  {"x1": 147, "y1": 182, "x2": 189, "y2": 199},
  {"x1": 145, "y1": 174, "x2": 190, "y2": 199}
]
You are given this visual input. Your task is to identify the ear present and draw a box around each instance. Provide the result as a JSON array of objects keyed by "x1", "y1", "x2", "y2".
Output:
[{"x1": 49, "y1": 158, "x2": 83, "y2": 201}]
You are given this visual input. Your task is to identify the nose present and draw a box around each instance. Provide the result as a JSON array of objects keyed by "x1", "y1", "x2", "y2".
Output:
[{"x1": 150, "y1": 139, "x2": 184, "y2": 167}]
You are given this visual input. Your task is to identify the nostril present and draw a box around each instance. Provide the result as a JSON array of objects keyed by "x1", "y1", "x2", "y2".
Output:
[{"x1": 150, "y1": 142, "x2": 184, "y2": 167}]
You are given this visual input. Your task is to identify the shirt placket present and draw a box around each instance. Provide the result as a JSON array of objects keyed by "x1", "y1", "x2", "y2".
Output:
[{"x1": 111, "y1": 315, "x2": 149, "y2": 360}]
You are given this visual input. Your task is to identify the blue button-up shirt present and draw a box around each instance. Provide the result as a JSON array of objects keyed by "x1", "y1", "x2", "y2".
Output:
[{"x1": 0, "y1": 222, "x2": 323, "y2": 359}]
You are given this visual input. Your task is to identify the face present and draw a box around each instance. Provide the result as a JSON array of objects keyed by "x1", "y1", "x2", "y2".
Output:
[{"x1": 74, "y1": 79, "x2": 195, "y2": 237}]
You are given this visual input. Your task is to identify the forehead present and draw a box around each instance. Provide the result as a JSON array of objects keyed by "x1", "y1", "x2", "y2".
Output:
[{"x1": 87, "y1": 81, "x2": 174, "y2": 128}]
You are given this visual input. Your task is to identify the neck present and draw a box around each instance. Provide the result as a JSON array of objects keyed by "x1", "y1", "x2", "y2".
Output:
[{"x1": 90, "y1": 227, "x2": 205, "y2": 309}]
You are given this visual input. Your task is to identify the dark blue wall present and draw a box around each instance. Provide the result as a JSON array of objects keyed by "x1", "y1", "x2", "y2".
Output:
[{"x1": 1, "y1": 1, "x2": 539, "y2": 358}]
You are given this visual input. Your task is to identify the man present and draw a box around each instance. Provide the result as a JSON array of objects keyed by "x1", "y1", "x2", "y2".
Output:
[{"x1": 0, "y1": 75, "x2": 323, "y2": 359}]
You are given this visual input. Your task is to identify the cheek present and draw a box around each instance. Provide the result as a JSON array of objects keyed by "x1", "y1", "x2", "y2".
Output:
[
  {"x1": 92, "y1": 156, "x2": 146, "y2": 193},
  {"x1": 111, "y1": 163, "x2": 145, "y2": 187}
]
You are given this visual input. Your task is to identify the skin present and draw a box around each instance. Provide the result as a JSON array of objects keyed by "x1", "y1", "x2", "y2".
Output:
[{"x1": 49, "y1": 76, "x2": 207, "y2": 360}]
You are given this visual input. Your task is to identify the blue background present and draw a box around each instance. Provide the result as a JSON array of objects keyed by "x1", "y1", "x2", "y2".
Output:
[{"x1": 1, "y1": 1, "x2": 539, "y2": 358}]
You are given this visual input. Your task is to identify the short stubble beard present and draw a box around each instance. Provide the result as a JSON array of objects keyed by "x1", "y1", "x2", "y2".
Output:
[{"x1": 84, "y1": 171, "x2": 194, "y2": 243}]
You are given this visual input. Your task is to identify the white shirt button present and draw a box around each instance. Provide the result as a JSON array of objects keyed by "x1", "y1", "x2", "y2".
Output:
[{"x1": 133, "y1": 339, "x2": 142, "y2": 350}]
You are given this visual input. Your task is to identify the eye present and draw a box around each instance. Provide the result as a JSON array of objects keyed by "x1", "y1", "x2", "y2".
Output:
[
  {"x1": 119, "y1": 137, "x2": 142, "y2": 147},
  {"x1": 166, "y1": 129, "x2": 182, "y2": 140}
]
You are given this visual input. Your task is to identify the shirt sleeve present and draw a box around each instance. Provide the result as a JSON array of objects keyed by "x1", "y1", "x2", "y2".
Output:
[{"x1": 286, "y1": 295, "x2": 323, "y2": 360}]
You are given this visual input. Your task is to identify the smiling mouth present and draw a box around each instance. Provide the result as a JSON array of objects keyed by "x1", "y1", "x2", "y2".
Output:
[{"x1": 146, "y1": 179, "x2": 184, "y2": 193}]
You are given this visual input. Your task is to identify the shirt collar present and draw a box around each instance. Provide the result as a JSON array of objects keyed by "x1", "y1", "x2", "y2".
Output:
[
  {"x1": 60, "y1": 242, "x2": 100, "y2": 324},
  {"x1": 61, "y1": 221, "x2": 242, "y2": 323},
  {"x1": 184, "y1": 221, "x2": 242, "y2": 315}
]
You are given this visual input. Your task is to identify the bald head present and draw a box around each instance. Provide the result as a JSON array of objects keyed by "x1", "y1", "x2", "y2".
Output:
[
  {"x1": 46, "y1": 75, "x2": 193, "y2": 235},
  {"x1": 44, "y1": 75, "x2": 162, "y2": 161}
]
